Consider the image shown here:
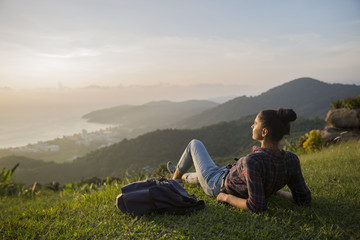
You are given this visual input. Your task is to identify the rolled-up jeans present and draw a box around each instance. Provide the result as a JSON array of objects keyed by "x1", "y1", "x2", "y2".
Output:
[{"x1": 176, "y1": 139, "x2": 227, "y2": 196}]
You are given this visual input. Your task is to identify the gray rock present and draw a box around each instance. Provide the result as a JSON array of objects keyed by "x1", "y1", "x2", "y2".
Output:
[
  {"x1": 321, "y1": 127, "x2": 360, "y2": 143},
  {"x1": 325, "y1": 108, "x2": 360, "y2": 129}
]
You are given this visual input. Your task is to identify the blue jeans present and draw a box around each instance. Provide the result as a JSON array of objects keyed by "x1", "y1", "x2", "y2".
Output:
[{"x1": 176, "y1": 139, "x2": 227, "y2": 196}]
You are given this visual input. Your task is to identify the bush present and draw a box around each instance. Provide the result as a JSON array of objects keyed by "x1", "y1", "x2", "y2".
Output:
[
  {"x1": 284, "y1": 129, "x2": 326, "y2": 154},
  {"x1": 302, "y1": 130, "x2": 325, "y2": 153},
  {"x1": 0, "y1": 163, "x2": 20, "y2": 196},
  {"x1": 331, "y1": 95, "x2": 360, "y2": 109}
]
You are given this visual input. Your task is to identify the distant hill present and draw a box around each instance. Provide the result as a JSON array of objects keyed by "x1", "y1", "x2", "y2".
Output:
[
  {"x1": 0, "y1": 115, "x2": 324, "y2": 184},
  {"x1": 177, "y1": 78, "x2": 360, "y2": 129},
  {"x1": 82, "y1": 78, "x2": 359, "y2": 131},
  {"x1": 0, "y1": 156, "x2": 55, "y2": 184},
  {"x1": 82, "y1": 100, "x2": 218, "y2": 129}
]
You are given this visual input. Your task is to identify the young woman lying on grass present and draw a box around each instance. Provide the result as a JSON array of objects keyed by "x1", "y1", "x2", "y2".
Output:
[{"x1": 167, "y1": 108, "x2": 311, "y2": 213}]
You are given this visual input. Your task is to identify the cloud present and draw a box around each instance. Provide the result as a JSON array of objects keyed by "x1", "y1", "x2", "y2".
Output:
[{"x1": 1, "y1": 0, "x2": 359, "y2": 89}]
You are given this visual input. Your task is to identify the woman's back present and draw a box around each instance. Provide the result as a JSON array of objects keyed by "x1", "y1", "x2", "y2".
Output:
[{"x1": 226, "y1": 147, "x2": 311, "y2": 212}]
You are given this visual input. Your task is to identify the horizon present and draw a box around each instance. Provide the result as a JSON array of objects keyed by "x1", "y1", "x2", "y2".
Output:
[
  {"x1": 0, "y1": 76, "x2": 359, "y2": 92},
  {"x1": 0, "y1": 76, "x2": 358, "y2": 149},
  {"x1": 0, "y1": 77, "x2": 358, "y2": 113},
  {"x1": 0, "y1": 1, "x2": 359, "y2": 89}
]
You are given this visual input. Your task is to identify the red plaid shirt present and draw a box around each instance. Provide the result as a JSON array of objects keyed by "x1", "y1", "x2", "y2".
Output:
[{"x1": 225, "y1": 146, "x2": 311, "y2": 212}]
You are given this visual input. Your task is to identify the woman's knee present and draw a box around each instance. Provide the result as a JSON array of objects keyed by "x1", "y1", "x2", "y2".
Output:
[{"x1": 189, "y1": 139, "x2": 203, "y2": 149}]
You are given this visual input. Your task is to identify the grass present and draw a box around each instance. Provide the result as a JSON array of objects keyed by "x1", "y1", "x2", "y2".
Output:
[{"x1": 1, "y1": 140, "x2": 359, "y2": 239}]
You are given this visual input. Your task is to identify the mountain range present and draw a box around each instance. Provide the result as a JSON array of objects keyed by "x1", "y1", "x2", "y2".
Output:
[
  {"x1": 83, "y1": 78, "x2": 360, "y2": 130},
  {"x1": 83, "y1": 100, "x2": 218, "y2": 130},
  {"x1": 1, "y1": 77, "x2": 359, "y2": 184},
  {"x1": 176, "y1": 77, "x2": 360, "y2": 128}
]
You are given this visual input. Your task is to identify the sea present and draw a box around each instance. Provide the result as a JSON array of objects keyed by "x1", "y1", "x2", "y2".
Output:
[
  {"x1": 0, "y1": 84, "x2": 261, "y2": 149},
  {"x1": 0, "y1": 109, "x2": 111, "y2": 149}
]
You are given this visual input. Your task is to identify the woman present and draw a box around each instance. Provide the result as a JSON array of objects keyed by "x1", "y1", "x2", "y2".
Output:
[{"x1": 167, "y1": 108, "x2": 311, "y2": 213}]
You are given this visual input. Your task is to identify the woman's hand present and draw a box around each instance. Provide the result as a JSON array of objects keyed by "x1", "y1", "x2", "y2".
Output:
[
  {"x1": 216, "y1": 192, "x2": 228, "y2": 203},
  {"x1": 216, "y1": 193, "x2": 249, "y2": 211}
]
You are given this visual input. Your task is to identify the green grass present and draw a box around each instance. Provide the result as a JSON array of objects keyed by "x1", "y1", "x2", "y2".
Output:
[{"x1": 1, "y1": 140, "x2": 359, "y2": 239}]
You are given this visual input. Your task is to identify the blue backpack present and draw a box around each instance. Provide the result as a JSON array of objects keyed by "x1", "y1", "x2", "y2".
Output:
[{"x1": 116, "y1": 177, "x2": 205, "y2": 217}]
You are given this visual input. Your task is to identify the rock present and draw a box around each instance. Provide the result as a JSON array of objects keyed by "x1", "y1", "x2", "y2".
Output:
[
  {"x1": 338, "y1": 130, "x2": 360, "y2": 142},
  {"x1": 321, "y1": 128, "x2": 344, "y2": 142},
  {"x1": 321, "y1": 127, "x2": 360, "y2": 143},
  {"x1": 325, "y1": 108, "x2": 360, "y2": 129}
]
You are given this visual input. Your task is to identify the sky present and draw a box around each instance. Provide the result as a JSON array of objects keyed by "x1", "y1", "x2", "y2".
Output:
[{"x1": 0, "y1": 0, "x2": 359, "y2": 89}]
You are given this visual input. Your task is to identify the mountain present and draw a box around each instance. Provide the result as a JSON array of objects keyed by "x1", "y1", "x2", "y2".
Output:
[
  {"x1": 177, "y1": 78, "x2": 360, "y2": 129},
  {"x1": 82, "y1": 100, "x2": 219, "y2": 129},
  {"x1": 0, "y1": 115, "x2": 324, "y2": 184},
  {"x1": 82, "y1": 78, "x2": 359, "y2": 131}
]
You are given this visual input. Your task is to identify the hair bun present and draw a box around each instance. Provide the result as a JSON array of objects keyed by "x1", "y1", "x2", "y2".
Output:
[{"x1": 277, "y1": 108, "x2": 297, "y2": 122}]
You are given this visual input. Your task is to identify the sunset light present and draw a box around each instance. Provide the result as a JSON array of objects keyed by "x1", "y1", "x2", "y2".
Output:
[{"x1": 0, "y1": 0, "x2": 359, "y2": 89}]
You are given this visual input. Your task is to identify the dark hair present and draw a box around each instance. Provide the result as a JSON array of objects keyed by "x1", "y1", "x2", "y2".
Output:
[{"x1": 258, "y1": 108, "x2": 297, "y2": 142}]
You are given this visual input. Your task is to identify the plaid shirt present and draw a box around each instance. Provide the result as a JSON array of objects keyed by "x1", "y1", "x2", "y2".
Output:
[{"x1": 225, "y1": 146, "x2": 311, "y2": 213}]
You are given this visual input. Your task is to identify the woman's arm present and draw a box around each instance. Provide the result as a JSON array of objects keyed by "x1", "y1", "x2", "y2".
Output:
[
  {"x1": 286, "y1": 154, "x2": 312, "y2": 204},
  {"x1": 216, "y1": 193, "x2": 249, "y2": 211}
]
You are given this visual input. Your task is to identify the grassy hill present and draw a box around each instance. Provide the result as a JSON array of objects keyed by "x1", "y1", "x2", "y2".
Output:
[
  {"x1": 1, "y1": 139, "x2": 359, "y2": 239},
  {"x1": 0, "y1": 115, "x2": 324, "y2": 184},
  {"x1": 177, "y1": 78, "x2": 360, "y2": 129}
]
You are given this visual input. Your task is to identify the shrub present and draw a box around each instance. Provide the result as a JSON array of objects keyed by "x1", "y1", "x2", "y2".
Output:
[
  {"x1": 331, "y1": 95, "x2": 360, "y2": 109},
  {"x1": 284, "y1": 130, "x2": 326, "y2": 154},
  {"x1": 0, "y1": 163, "x2": 20, "y2": 196},
  {"x1": 302, "y1": 130, "x2": 325, "y2": 153}
]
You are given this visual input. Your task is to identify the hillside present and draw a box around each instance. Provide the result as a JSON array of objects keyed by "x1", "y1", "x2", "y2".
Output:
[
  {"x1": 0, "y1": 156, "x2": 55, "y2": 184},
  {"x1": 177, "y1": 78, "x2": 360, "y2": 129},
  {"x1": 1, "y1": 115, "x2": 324, "y2": 184},
  {"x1": 1, "y1": 140, "x2": 359, "y2": 239},
  {"x1": 82, "y1": 100, "x2": 218, "y2": 129}
]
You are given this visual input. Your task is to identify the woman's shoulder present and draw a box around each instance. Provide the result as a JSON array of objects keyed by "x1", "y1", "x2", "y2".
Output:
[
  {"x1": 249, "y1": 146, "x2": 283, "y2": 159},
  {"x1": 242, "y1": 151, "x2": 268, "y2": 165},
  {"x1": 283, "y1": 150, "x2": 299, "y2": 158},
  {"x1": 283, "y1": 150, "x2": 301, "y2": 163},
  {"x1": 247, "y1": 147, "x2": 266, "y2": 158},
  {"x1": 247, "y1": 148, "x2": 299, "y2": 162}
]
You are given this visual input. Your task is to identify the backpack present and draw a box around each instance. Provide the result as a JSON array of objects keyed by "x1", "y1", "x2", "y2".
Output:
[{"x1": 116, "y1": 177, "x2": 205, "y2": 217}]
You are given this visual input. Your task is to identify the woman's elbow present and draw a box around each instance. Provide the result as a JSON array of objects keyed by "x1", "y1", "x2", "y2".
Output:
[{"x1": 246, "y1": 200, "x2": 267, "y2": 213}]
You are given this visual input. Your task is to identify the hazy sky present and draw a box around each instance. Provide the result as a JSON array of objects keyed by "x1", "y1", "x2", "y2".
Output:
[{"x1": 0, "y1": 0, "x2": 359, "y2": 89}]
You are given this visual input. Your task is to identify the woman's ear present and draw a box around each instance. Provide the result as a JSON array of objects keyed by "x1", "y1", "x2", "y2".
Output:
[{"x1": 261, "y1": 128, "x2": 269, "y2": 137}]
